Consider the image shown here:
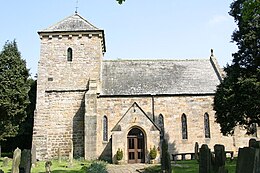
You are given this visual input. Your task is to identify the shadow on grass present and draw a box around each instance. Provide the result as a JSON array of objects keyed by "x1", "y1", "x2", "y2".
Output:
[
  {"x1": 38, "y1": 171, "x2": 83, "y2": 173},
  {"x1": 143, "y1": 159, "x2": 237, "y2": 173}
]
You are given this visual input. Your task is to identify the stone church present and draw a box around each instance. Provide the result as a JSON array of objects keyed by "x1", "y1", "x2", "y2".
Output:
[{"x1": 32, "y1": 13, "x2": 258, "y2": 163}]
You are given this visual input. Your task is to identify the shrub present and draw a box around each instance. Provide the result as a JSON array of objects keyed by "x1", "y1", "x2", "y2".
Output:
[
  {"x1": 149, "y1": 146, "x2": 157, "y2": 160},
  {"x1": 85, "y1": 161, "x2": 107, "y2": 173},
  {"x1": 116, "y1": 148, "x2": 123, "y2": 161}
]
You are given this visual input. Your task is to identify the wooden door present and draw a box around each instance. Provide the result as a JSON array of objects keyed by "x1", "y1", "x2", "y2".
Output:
[{"x1": 128, "y1": 135, "x2": 144, "y2": 163}]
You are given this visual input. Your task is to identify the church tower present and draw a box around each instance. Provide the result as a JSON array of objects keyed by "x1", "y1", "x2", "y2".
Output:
[{"x1": 33, "y1": 13, "x2": 105, "y2": 160}]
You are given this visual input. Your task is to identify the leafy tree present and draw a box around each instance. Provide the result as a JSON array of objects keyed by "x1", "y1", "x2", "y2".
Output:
[
  {"x1": 214, "y1": 0, "x2": 260, "y2": 135},
  {"x1": 0, "y1": 40, "x2": 30, "y2": 141},
  {"x1": 116, "y1": 0, "x2": 125, "y2": 4}
]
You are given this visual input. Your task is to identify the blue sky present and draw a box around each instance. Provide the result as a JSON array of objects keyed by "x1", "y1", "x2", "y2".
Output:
[{"x1": 0, "y1": 0, "x2": 237, "y2": 77}]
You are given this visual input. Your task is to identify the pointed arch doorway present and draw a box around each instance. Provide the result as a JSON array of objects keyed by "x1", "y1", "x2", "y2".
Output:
[{"x1": 127, "y1": 127, "x2": 145, "y2": 163}]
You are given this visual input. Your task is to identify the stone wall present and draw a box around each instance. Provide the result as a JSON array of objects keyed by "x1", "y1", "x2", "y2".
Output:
[
  {"x1": 33, "y1": 31, "x2": 103, "y2": 160},
  {"x1": 33, "y1": 91, "x2": 85, "y2": 159},
  {"x1": 95, "y1": 95, "x2": 252, "y2": 159},
  {"x1": 37, "y1": 34, "x2": 103, "y2": 91}
]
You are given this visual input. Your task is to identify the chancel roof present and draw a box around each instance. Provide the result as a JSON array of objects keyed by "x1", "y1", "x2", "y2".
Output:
[
  {"x1": 40, "y1": 13, "x2": 100, "y2": 32},
  {"x1": 101, "y1": 58, "x2": 222, "y2": 96}
]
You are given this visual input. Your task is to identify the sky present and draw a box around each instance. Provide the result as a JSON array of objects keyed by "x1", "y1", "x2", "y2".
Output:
[{"x1": 0, "y1": 0, "x2": 238, "y2": 77}]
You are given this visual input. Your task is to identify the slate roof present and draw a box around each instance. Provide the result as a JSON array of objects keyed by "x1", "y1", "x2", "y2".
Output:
[
  {"x1": 39, "y1": 13, "x2": 100, "y2": 32},
  {"x1": 101, "y1": 58, "x2": 221, "y2": 95}
]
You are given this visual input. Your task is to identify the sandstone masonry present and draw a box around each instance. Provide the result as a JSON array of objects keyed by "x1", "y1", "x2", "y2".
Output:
[{"x1": 32, "y1": 13, "x2": 259, "y2": 163}]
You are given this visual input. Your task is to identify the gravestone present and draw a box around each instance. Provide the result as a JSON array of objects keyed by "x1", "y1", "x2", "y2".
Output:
[
  {"x1": 31, "y1": 143, "x2": 36, "y2": 166},
  {"x1": 2, "y1": 157, "x2": 9, "y2": 167},
  {"x1": 213, "y1": 144, "x2": 227, "y2": 173},
  {"x1": 0, "y1": 169, "x2": 4, "y2": 173},
  {"x1": 68, "y1": 140, "x2": 73, "y2": 167},
  {"x1": 199, "y1": 144, "x2": 212, "y2": 173},
  {"x1": 0, "y1": 145, "x2": 1, "y2": 158},
  {"x1": 256, "y1": 141, "x2": 260, "y2": 148},
  {"x1": 236, "y1": 147, "x2": 260, "y2": 173},
  {"x1": 11, "y1": 147, "x2": 21, "y2": 173},
  {"x1": 19, "y1": 149, "x2": 31, "y2": 173},
  {"x1": 249, "y1": 138, "x2": 257, "y2": 148},
  {"x1": 195, "y1": 142, "x2": 199, "y2": 161},
  {"x1": 58, "y1": 148, "x2": 61, "y2": 163},
  {"x1": 45, "y1": 161, "x2": 52, "y2": 173}
]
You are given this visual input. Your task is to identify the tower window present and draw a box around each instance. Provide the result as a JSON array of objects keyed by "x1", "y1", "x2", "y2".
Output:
[
  {"x1": 204, "y1": 113, "x2": 211, "y2": 138},
  {"x1": 67, "y1": 48, "x2": 72, "y2": 61},
  {"x1": 181, "y1": 113, "x2": 188, "y2": 139},
  {"x1": 103, "y1": 116, "x2": 108, "y2": 141}
]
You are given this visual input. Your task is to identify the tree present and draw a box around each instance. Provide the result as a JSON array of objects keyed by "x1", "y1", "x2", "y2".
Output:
[
  {"x1": 116, "y1": 0, "x2": 125, "y2": 4},
  {"x1": 214, "y1": 0, "x2": 260, "y2": 135},
  {"x1": 0, "y1": 40, "x2": 30, "y2": 141}
]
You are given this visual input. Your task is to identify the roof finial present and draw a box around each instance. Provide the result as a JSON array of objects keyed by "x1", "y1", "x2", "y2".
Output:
[
  {"x1": 75, "y1": 0, "x2": 79, "y2": 14},
  {"x1": 210, "y1": 49, "x2": 214, "y2": 57}
]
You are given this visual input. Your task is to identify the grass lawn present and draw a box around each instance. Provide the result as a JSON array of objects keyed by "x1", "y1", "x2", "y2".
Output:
[
  {"x1": 0, "y1": 157, "x2": 237, "y2": 173},
  {"x1": 144, "y1": 158, "x2": 237, "y2": 173},
  {"x1": 0, "y1": 158, "x2": 91, "y2": 173}
]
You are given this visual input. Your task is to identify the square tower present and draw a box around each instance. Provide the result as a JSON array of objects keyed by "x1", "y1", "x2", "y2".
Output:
[{"x1": 33, "y1": 13, "x2": 105, "y2": 160}]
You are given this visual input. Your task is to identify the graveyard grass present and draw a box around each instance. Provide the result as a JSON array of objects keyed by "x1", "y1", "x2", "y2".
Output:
[
  {"x1": 0, "y1": 157, "x2": 237, "y2": 173},
  {"x1": 144, "y1": 158, "x2": 237, "y2": 173},
  {"x1": 0, "y1": 158, "x2": 91, "y2": 173}
]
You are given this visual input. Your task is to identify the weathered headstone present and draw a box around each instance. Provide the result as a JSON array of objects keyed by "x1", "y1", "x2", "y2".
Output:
[
  {"x1": 199, "y1": 144, "x2": 212, "y2": 173},
  {"x1": 58, "y1": 148, "x2": 62, "y2": 163},
  {"x1": 195, "y1": 142, "x2": 199, "y2": 161},
  {"x1": 236, "y1": 147, "x2": 260, "y2": 173},
  {"x1": 213, "y1": 144, "x2": 227, "y2": 173},
  {"x1": 70, "y1": 139, "x2": 73, "y2": 161},
  {"x1": 31, "y1": 143, "x2": 36, "y2": 166},
  {"x1": 249, "y1": 138, "x2": 257, "y2": 148},
  {"x1": 2, "y1": 157, "x2": 9, "y2": 167},
  {"x1": 19, "y1": 149, "x2": 31, "y2": 173},
  {"x1": 11, "y1": 147, "x2": 21, "y2": 173},
  {"x1": 67, "y1": 140, "x2": 73, "y2": 167},
  {"x1": 256, "y1": 141, "x2": 260, "y2": 148},
  {"x1": 45, "y1": 161, "x2": 52, "y2": 173}
]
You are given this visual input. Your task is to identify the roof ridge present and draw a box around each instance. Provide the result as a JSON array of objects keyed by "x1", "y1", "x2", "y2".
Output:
[
  {"x1": 103, "y1": 58, "x2": 209, "y2": 62},
  {"x1": 39, "y1": 13, "x2": 100, "y2": 32},
  {"x1": 74, "y1": 13, "x2": 99, "y2": 30}
]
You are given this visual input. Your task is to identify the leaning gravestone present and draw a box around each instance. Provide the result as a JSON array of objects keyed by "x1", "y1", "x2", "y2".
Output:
[
  {"x1": 199, "y1": 144, "x2": 212, "y2": 173},
  {"x1": 213, "y1": 144, "x2": 228, "y2": 173},
  {"x1": 11, "y1": 148, "x2": 21, "y2": 173},
  {"x1": 19, "y1": 149, "x2": 31, "y2": 173}
]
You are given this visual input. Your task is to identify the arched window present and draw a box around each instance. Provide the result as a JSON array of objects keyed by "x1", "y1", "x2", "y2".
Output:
[
  {"x1": 103, "y1": 116, "x2": 108, "y2": 141},
  {"x1": 181, "y1": 114, "x2": 188, "y2": 139},
  {"x1": 67, "y1": 48, "x2": 72, "y2": 61},
  {"x1": 204, "y1": 113, "x2": 211, "y2": 138},
  {"x1": 158, "y1": 114, "x2": 164, "y2": 138},
  {"x1": 158, "y1": 114, "x2": 164, "y2": 131}
]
